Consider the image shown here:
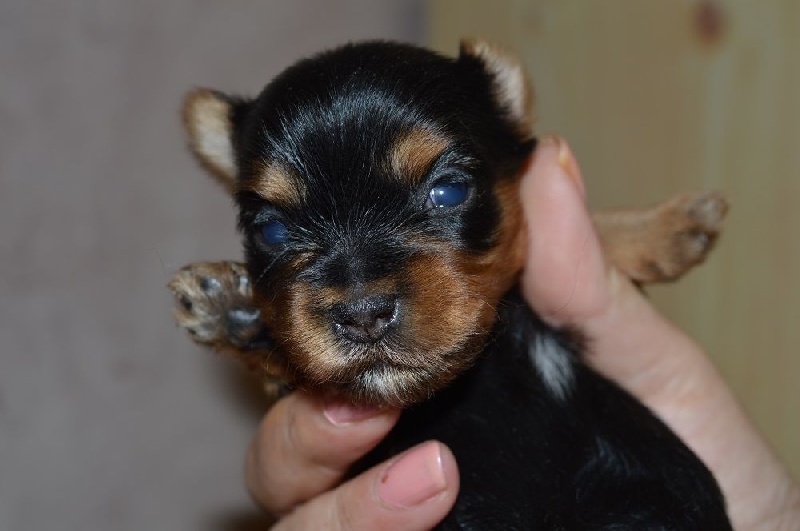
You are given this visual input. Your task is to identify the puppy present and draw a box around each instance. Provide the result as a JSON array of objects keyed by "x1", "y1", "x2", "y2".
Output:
[{"x1": 170, "y1": 40, "x2": 731, "y2": 528}]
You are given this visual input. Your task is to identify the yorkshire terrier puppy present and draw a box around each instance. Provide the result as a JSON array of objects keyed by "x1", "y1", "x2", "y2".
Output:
[{"x1": 170, "y1": 40, "x2": 731, "y2": 528}]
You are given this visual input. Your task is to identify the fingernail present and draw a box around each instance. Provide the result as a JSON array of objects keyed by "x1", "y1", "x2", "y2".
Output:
[
  {"x1": 546, "y1": 134, "x2": 586, "y2": 200},
  {"x1": 323, "y1": 401, "x2": 382, "y2": 426},
  {"x1": 377, "y1": 442, "x2": 447, "y2": 508}
]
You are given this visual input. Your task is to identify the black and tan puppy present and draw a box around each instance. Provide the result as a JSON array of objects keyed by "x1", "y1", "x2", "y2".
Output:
[{"x1": 170, "y1": 40, "x2": 731, "y2": 528}]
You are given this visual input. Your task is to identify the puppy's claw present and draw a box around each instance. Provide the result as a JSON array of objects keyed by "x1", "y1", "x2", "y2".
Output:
[
  {"x1": 667, "y1": 191, "x2": 728, "y2": 275},
  {"x1": 688, "y1": 191, "x2": 728, "y2": 227}
]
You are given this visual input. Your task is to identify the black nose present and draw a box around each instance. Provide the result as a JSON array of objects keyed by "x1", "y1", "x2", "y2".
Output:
[{"x1": 331, "y1": 294, "x2": 398, "y2": 343}]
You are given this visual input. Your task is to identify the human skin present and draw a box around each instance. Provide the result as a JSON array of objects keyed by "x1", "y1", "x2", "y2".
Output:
[{"x1": 245, "y1": 136, "x2": 800, "y2": 530}]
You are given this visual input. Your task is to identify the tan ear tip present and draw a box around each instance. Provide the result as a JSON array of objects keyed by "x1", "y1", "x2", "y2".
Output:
[
  {"x1": 182, "y1": 88, "x2": 217, "y2": 117},
  {"x1": 181, "y1": 88, "x2": 234, "y2": 139},
  {"x1": 459, "y1": 37, "x2": 510, "y2": 59}
]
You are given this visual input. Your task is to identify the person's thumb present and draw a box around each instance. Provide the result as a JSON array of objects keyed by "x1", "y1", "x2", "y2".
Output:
[{"x1": 274, "y1": 441, "x2": 459, "y2": 530}]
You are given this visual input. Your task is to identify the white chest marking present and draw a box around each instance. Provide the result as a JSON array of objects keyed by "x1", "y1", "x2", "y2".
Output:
[{"x1": 529, "y1": 334, "x2": 574, "y2": 400}]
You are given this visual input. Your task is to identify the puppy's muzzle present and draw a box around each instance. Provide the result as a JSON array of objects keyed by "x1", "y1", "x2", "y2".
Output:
[{"x1": 330, "y1": 294, "x2": 399, "y2": 343}]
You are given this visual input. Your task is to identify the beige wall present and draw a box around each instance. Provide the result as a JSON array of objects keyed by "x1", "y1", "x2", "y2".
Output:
[
  {"x1": 0, "y1": 2, "x2": 423, "y2": 529},
  {"x1": 432, "y1": 0, "x2": 800, "y2": 479}
]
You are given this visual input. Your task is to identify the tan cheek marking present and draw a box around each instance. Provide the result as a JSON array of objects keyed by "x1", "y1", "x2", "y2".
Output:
[
  {"x1": 260, "y1": 282, "x2": 345, "y2": 384},
  {"x1": 383, "y1": 178, "x2": 525, "y2": 375},
  {"x1": 403, "y1": 254, "x2": 487, "y2": 356},
  {"x1": 389, "y1": 127, "x2": 450, "y2": 184},
  {"x1": 240, "y1": 161, "x2": 305, "y2": 207},
  {"x1": 456, "y1": 177, "x2": 526, "y2": 326}
]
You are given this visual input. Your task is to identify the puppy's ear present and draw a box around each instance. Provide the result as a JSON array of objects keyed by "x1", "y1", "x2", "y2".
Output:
[
  {"x1": 182, "y1": 88, "x2": 248, "y2": 193},
  {"x1": 459, "y1": 39, "x2": 533, "y2": 139}
]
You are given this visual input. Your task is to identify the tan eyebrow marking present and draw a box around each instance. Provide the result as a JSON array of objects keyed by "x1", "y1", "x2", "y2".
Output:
[
  {"x1": 240, "y1": 161, "x2": 305, "y2": 206},
  {"x1": 389, "y1": 127, "x2": 450, "y2": 184}
]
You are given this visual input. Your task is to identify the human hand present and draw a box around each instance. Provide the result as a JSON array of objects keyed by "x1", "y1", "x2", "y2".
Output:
[
  {"x1": 522, "y1": 135, "x2": 800, "y2": 530},
  {"x1": 244, "y1": 393, "x2": 458, "y2": 529}
]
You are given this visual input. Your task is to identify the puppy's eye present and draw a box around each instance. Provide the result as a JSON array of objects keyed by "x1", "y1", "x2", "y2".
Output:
[
  {"x1": 260, "y1": 219, "x2": 289, "y2": 246},
  {"x1": 426, "y1": 181, "x2": 469, "y2": 209}
]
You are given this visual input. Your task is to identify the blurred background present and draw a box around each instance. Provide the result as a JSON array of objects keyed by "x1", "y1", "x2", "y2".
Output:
[{"x1": 1, "y1": 1, "x2": 797, "y2": 529}]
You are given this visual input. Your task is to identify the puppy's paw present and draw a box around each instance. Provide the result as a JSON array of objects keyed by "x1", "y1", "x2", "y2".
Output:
[
  {"x1": 643, "y1": 191, "x2": 728, "y2": 281},
  {"x1": 595, "y1": 191, "x2": 728, "y2": 283},
  {"x1": 168, "y1": 261, "x2": 261, "y2": 349},
  {"x1": 649, "y1": 192, "x2": 728, "y2": 280}
]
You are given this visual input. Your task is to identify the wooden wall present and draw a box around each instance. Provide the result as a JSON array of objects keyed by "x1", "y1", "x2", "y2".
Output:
[{"x1": 431, "y1": 0, "x2": 800, "y2": 478}]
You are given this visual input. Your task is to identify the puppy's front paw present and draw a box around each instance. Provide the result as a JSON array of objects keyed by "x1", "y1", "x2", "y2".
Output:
[
  {"x1": 168, "y1": 261, "x2": 261, "y2": 349},
  {"x1": 644, "y1": 191, "x2": 728, "y2": 281}
]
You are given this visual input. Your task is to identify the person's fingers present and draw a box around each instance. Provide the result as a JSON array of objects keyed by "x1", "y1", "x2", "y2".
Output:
[
  {"x1": 246, "y1": 392, "x2": 400, "y2": 516},
  {"x1": 519, "y1": 135, "x2": 800, "y2": 529},
  {"x1": 274, "y1": 441, "x2": 459, "y2": 531}
]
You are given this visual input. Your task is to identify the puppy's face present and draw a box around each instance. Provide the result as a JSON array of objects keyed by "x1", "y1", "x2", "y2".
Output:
[{"x1": 184, "y1": 41, "x2": 535, "y2": 406}]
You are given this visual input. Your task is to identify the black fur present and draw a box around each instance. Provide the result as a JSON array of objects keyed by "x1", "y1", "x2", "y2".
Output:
[
  {"x1": 222, "y1": 42, "x2": 731, "y2": 529},
  {"x1": 356, "y1": 290, "x2": 731, "y2": 529}
]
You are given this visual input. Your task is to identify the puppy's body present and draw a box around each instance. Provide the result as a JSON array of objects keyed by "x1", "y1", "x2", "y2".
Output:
[
  {"x1": 171, "y1": 41, "x2": 731, "y2": 528},
  {"x1": 360, "y1": 290, "x2": 729, "y2": 528}
]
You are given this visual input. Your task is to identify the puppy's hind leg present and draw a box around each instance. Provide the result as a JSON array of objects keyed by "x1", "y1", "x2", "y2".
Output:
[
  {"x1": 168, "y1": 261, "x2": 287, "y2": 399},
  {"x1": 592, "y1": 191, "x2": 728, "y2": 284}
]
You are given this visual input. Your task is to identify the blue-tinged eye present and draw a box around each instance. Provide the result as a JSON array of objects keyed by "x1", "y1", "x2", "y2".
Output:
[
  {"x1": 260, "y1": 219, "x2": 289, "y2": 246},
  {"x1": 426, "y1": 181, "x2": 469, "y2": 209}
]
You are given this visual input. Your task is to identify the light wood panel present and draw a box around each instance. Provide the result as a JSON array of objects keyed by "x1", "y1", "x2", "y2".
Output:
[{"x1": 431, "y1": 0, "x2": 800, "y2": 478}]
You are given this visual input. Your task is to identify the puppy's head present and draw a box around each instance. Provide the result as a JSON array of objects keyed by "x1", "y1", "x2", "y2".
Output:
[{"x1": 183, "y1": 40, "x2": 535, "y2": 406}]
